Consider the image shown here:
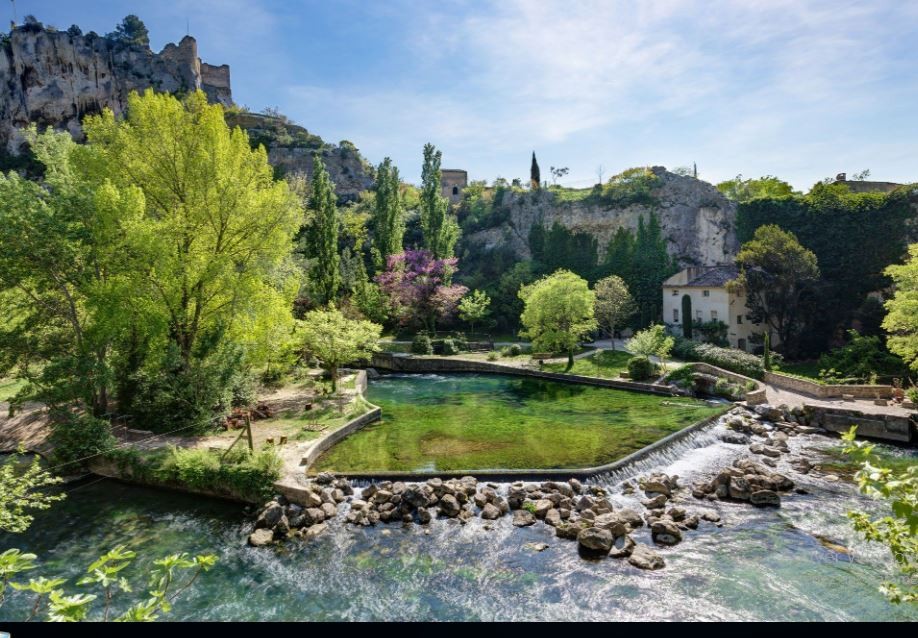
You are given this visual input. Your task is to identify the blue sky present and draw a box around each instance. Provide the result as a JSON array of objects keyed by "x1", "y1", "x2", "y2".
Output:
[{"x1": 18, "y1": 0, "x2": 918, "y2": 189}]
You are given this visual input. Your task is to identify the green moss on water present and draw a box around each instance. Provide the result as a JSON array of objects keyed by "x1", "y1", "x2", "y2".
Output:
[{"x1": 314, "y1": 374, "x2": 725, "y2": 472}]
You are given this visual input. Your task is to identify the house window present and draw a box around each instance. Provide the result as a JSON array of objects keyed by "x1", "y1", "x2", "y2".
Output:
[
  {"x1": 711, "y1": 310, "x2": 718, "y2": 321},
  {"x1": 672, "y1": 289, "x2": 678, "y2": 296},
  {"x1": 738, "y1": 338, "x2": 747, "y2": 351},
  {"x1": 736, "y1": 314, "x2": 743, "y2": 325},
  {"x1": 696, "y1": 310, "x2": 702, "y2": 321},
  {"x1": 703, "y1": 290, "x2": 710, "y2": 297},
  {"x1": 452, "y1": 186, "x2": 459, "y2": 195},
  {"x1": 673, "y1": 309, "x2": 679, "y2": 323}
]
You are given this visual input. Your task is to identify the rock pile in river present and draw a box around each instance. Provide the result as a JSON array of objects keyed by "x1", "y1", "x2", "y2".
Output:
[{"x1": 248, "y1": 475, "x2": 353, "y2": 546}]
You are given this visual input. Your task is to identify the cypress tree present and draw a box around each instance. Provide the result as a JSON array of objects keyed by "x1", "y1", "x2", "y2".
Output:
[
  {"x1": 420, "y1": 143, "x2": 460, "y2": 258},
  {"x1": 372, "y1": 157, "x2": 405, "y2": 268},
  {"x1": 530, "y1": 152, "x2": 541, "y2": 189},
  {"x1": 309, "y1": 152, "x2": 340, "y2": 303}
]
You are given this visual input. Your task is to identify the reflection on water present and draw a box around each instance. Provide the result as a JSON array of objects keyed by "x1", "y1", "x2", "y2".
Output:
[{"x1": 1, "y1": 419, "x2": 915, "y2": 621}]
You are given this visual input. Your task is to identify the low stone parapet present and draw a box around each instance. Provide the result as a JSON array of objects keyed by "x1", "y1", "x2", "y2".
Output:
[
  {"x1": 765, "y1": 371, "x2": 892, "y2": 400},
  {"x1": 804, "y1": 404, "x2": 914, "y2": 443}
]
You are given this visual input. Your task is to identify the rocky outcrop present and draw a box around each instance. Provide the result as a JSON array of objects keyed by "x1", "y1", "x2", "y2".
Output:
[
  {"x1": 0, "y1": 22, "x2": 373, "y2": 202},
  {"x1": 0, "y1": 23, "x2": 231, "y2": 154},
  {"x1": 465, "y1": 167, "x2": 738, "y2": 266},
  {"x1": 226, "y1": 112, "x2": 374, "y2": 203}
]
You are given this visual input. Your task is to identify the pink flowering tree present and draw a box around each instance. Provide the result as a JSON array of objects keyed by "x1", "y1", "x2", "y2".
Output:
[{"x1": 375, "y1": 250, "x2": 468, "y2": 332}]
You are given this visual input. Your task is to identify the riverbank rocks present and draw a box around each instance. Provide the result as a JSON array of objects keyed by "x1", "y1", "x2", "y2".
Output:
[
  {"x1": 512, "y1": 509, "x2": 536, "y2": 527},
  {"x1": 692, "y1": 456, "x2": 795, "y2": 507},
  {"x1": 628, "y1": 544, "x2": 665, "y2": 570}
]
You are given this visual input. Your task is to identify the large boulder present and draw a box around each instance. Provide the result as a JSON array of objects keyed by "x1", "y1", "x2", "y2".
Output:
[
  {"x1": 651, "y1": 520, "x2": 683, "y2": 546},
  {"x1": 512, "y1": 510, "x2": 536, "y2": 527},
  {"x1": 577, "y1": 527, "x2": 614, "y2": 554},
  {"x1": 750, "y1": 490, "x2": 781, "y2": 507},
  {"x1": 608, "y1": 534, "x2": 636, "y2": 559},
  {"x1": 248, "y1": 528, "x2": 274, "y2": 547},
  {"x1": 438, "y1": 494, "x2": 461, "y2": 517},
  {"x1": 255, "y1": 503, "x2": 284, "y2": 530},
  {"x1": 628, "y1": 544, "x2": 665, "y2": 570},
  {"x1": 481, "y1": 503, "x2": 501, "y2": 520}
]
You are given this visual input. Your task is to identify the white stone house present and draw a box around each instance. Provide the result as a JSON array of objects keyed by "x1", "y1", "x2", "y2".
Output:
[{"x1": 662, "y1": 265, "x2": 774, "y2": 352}]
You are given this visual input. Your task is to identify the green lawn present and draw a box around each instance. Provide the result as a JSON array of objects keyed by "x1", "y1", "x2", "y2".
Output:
[
  {"x1": 542, "y1": 349, "x2": 633, "y2": 378},
  {"x1": 0, "y1": 377, "x2": 26, "y2": 402},
  {"x1": 313, "y1": 373, "x2": 726, "y2": 472},
  {"x1": 777, "y1": 360, "x2": 823, "y2": 380}
]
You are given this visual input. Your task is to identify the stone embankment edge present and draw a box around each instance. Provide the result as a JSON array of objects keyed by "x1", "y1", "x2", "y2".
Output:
[
  {"x1": 368, "y1": 352, "x2": 685, "y2": 396},
  {"x1": 764, "y1": 371, "x2": 893, "y2": 400}
]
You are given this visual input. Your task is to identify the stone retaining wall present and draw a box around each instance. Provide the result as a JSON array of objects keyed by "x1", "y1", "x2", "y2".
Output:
[
  {"x1": 369, "y1": 353, "x2": 684, "y2": 397},
  {"x1": 689, "y1": 363, "x2": 767, "y2": 405},
  {"x1": 765, "y1": 371, "x2": 893, "y2": 400},
  {"x1": 300, "y1": 405, "x2": 382, "y2": 470},
  {"x1": 804, "y1": 404, "x2": 915, "y2": 443}
]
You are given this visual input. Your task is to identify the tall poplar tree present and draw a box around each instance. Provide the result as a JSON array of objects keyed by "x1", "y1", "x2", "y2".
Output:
[
  {"x1": 372, "y1": 157, "x2": 406, "y2": 269},
  {"x1": 420, "y1": 143, "x2": 459, "y2": 259},
  {"x1": 309, "y1": 152, "x2": 340, "y2": 303}
]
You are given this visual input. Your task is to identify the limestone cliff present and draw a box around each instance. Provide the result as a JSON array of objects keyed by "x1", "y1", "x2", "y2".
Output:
[
  {"x1": 0, "y1": 23, "x2": 231, "y2": 154},
  {"x1": 227, "y1": 112, "x2": 374, "y2": 203},
  {"x1": 465, "y1": 167, "x2": 738, "y2": 266}
]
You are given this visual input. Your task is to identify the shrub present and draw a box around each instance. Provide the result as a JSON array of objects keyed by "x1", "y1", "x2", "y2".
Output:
[
  {"x1": 411, "y1": 334, "x2": 433, "y2": 355},
  {"x1": 487, "y1": 351, "x2": 500, "y2": 361},
  {"x1": 664, "y1": 365, "x2": 695, "y2": 389},
  {"x1": 627, "y1": 356, "x2": 655, "y2": 381},
  {"x1": 153, "y1": 446, "x2": 281, "y2": 502},
  {"x1": 501, "y1": 344, "x2": 523, "y2": 357},
  {"x1": 441, "y1": 337, "x2": 460, "y2": 356},
  {"x1": 50, "y1": 413, "x2": 116, "y2": 469},
  {"x1": 816, "y1": 330, "x2": 907, "y2": 382},
  {"x1": 672, "y1": 338, "x2": 765, "y2": 379}
]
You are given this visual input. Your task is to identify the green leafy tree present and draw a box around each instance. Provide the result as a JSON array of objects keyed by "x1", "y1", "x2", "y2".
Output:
[
  {"x1": 420, "y1": 143, "x2": 460, "y2": 258},
  {"x1": 883, "y1": 244, "x2": 918, "y2": 373},
  {"x1": 603, "y1": 227, "x2": 635, "y2": 279},
  {"x1": 458, "y1": 290, "x2": 492, "y2": 334},
  {"x1": 82, "y1": 89, "x2": 302, "y2": 370},
  {"x1": 371, "y1": 157, "x2": 406, "y2": 269},
  {"x1": 0, "y1": 127, "x2": 127, "y2": 415},
  {"x1": 308, "y1": 152, "x2": 341, "y2": 303},
  {"x1": 730, "y1": 225, "x2": 819, "y2": 355},
  {"x1": 0, "y1": 453, "x2": 64, "y2": 533},
  {"x1": 519, "y1": 270, "x2": 597, "y2": 371},
  {"x1": 593, "y1": 275, "x2": 636, "y2": 346},
  {"x1": 735, "y1": 182, "x2": 911, "y2": 355},
  {"x1": 630, "y1": 213, "x2": 678, "y2": 327},
  {"x1": 627, "y1": 324, "x2": 675, "y2": 371},
  {"x1": 109, "y1": 15, "x2": 149, "y2": 47},
  {"x1": 298, "y1": 306, "x2": 381, "y2": 391},
  {"x1": 842, "y1": 427, "x2": 917, "y2": 604}
]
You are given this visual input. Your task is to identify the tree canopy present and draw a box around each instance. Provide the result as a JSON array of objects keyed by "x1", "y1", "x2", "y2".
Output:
[
  {"x1": 882, "y1": 244, "x2": 918, "y2": 372},
  {"x1": 731, "y1": 224, "x2": 819, "y2": 355},
  {"x1": 593, "y1": 275, "x2": 636, "y2": 343},
  {"x1": 420, "y1": 143, "x2": 459, "y2": 259},
  {"x1": 519, "y1": 270, "x2": 596, "y2": 370},
  {"x1": 298, "y1": 306, "x2": 381, "y2": 391}
]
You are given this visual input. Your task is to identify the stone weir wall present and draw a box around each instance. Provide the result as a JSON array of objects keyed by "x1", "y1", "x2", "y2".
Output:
[
  {"x1": 369, "y1": 353, "x2": 684, "y2": 397},
  {"x1": 0, "y1": 24, "x2": 231, "y2": 154}
]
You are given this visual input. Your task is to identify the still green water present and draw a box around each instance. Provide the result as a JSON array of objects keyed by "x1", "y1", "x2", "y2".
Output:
[{"x1": 314, "y1": 373, "x2": 725, "y2": 472}]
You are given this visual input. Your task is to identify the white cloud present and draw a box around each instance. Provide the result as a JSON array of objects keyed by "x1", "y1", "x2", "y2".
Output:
[{"x1": 278, "y1": 0, "x2": 918, "y2": 187}]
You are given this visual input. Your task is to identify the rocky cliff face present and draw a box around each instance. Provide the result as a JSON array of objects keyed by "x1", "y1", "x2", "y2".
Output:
[
  {"x1": 466, "y1": 167, "x2": 738, "y2": 266},
  {"x1": 227, "y1": 112, "x2": 374, "y2": 203},
  {"x1": 0, "y1": 24, "x2": 231, "y2": 154}
]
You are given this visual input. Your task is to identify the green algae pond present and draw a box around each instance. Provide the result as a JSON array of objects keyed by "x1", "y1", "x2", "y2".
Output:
[{"x1": 313, "y1": 373, "x2": 726, "y2": 473}]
